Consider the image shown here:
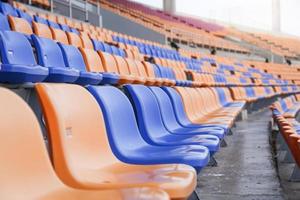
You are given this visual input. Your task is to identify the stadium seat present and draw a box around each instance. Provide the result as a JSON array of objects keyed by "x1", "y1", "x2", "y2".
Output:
[
  {"x1": 124, "y1": 84, "x2": 220, "y2": 154},
  {"x1": 32, "y1": 21, "x2": 53, "y2": 39},
  {"x1": 79, "y1": 47, "x2": 119, "y2": 84},
  {"x1": 59, "y1": 43, "x2": 103, "y2": 85},
  {"x1": 80, "y1": 33, "x2": 94, "y2": 49},
  {"x1": 34, "y1": 15, "x2": 48, "y2": 25},
  {"x1": 0, "y1": 86, "x2": 169, "y2": 200},
  {"x1": 50, "y1": 27, "x2": 69, "y2": 44},
  {"x1": 88, "y1": 85, "x2": 210, "y2": 170},
  {"x1": 32, "y1": 35, "x2": 80, "y2": 83},
  {"x1": 0, "y1": 31, "x2": 48, "y2": 83},
  {"x1": 8, "y1": 15, "x2": 32, "y2": 35},
  {"x1": 16, "y1": 8, "x2": 33, "y2": 24},
  {"x1": 162, "y1": 87, "x2": 229, "y2": 132},
  {"x1": 0, "y1": 13, "x2": 10, "y2": 31},
  {"x1": 66, "y1": 31, "x2": 83, "y2": 47},
  {"x1": 0, "y1": 2, "x2": 18, "y2": 16},
  {"x1": 36, "y1": 83, "x2": 198, "y2": 199}
]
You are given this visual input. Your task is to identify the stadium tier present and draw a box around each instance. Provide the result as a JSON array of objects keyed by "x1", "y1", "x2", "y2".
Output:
[{"x1": 1, "y1": 1, "x2": 300, "y2": 199}]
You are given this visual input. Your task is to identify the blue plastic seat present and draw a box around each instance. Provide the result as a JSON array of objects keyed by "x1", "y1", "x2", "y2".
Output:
[
  {"x1": 32, "y1": 35, "x2": 79, "y2": 83},
  {"x1": 0, "y1": 2, "x2": 17, "y2": 17},
  {"x1": 16, "y1": 9, "x2": 33, "y2": 24},
  {"x1": 59, "y1": 43, "x2": 102, "y2": 85},
  {"x1": 87, "y1": 85, "x2": 210, "y2": 172},
  {"x1": 0, "y1": 13, "x2": 10, "y2": 31},
  {"x1": 70, "y1": 27, "x2": 79, "y2": 34},
  {"x1": 47, "y1": 20, "x2": 60, "y2": 29},
  {"x1": 60, "y1": 24, "x2": 71, "y2": 32},
  {"x1": 162, "y1": 86, "x2": 229, "y2": 132},
  {"x1": 214, "y1": 88, "x2": 245, "y2": 108},
  {"x1": 92, "y1": 39, "x2": 105, "y2": 51},
  {"x1": 0, "y1": 31, "x2": 48, "y2": 83},
  {"x1": 33, "y1": 15, "x2": 48, "y2": 25},
  {"x1": 124, "y1": 85, "x2": 220, "y2": 154},
  {"x1": 150, "y1": 86, "x2": 224, "y2": 139}
]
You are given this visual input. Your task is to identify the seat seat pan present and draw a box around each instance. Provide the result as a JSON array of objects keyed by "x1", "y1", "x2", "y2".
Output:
[
  {"x1": 101, "y1": 72, "x2": 119, "y2": 85},
  {"x1": 118, "y1": 74, "x2": 135, "y2": 85},
  {"x1": 0, "y1": 63, "x2": 48, "y2": 83},
  {"x1": 75, "y1": 71, "x2": 102, "y2": 85},
  {"x1": 46, "y1": 67, "x2": 79, "y2": 83},
  {"x1": 75, "y1": 162, "x2": 196, "y2": 198}
]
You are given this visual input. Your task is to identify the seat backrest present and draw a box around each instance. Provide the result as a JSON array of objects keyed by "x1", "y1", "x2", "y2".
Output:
[
  {"x1": 36, "y1": 83, "x2": 120, "y2": 186},
  {"x1": 60, "y1": 24, "x2": 71, "y2": 32},
  {"x1": 0, "y1": 87, "x2": 64, "y2": 199},
  {"x1": 0, "y1": 31, "x2": 36, "y2": 65},
  {"x1": 79, "y1": 47, "x2": 105, "y2": 72},
  {"x1": 80, "y1": 34, "x2": 94, "y2": 49},
  {"x1": 32, "y1": 35, "x2": 66, "y2": 68},
  {"x1": 98, "y1": 51, "x2": 119, "y2": 73},
  {"x1": 125, "y1": 58, "x2": 140, "y2": 76},
  {"x1": 0, "y1": 13, "x2": 10, "y2": 31},
  {"x1": 87, "y1": 85, "x2": 152, "y2": 162},
  {"x1": 124, "y1": 85, "x2": 169, "y2": 143},
  {"x1": 32, "y1": 21, "x2": 52, "y2": 39},
  {"x1": 34, "y1": 15, "x2": 48, "y2": 25},
  {"x1": 59, "y1": 43, "x2": 87, "y2": 72},
  {"x1": 150, "y1": 86, "x2": 183, "y2": 131},
  {"x1": 142, "y1": 62, "x2": 156, "y2": 79},
  {"x1": 47, "y1": 20, "x2": 60, "y2": 29},
  {"x1": 0, "y1": 2, "x2": 18, "y2": 16},
  {"x1": 66, "y1": 31, "x2": 83, "y2": 48},
  {"x1": 92, "y1": 39, "x2": 105, "y2": 51},
  {"x1": 50, "y1": 27, "x2": 69, "y2": 44},
  {"x1": 113, "y1": 55, "x2": 130, "y2": 75},
  {"x1": 8, "y1": 15, "x2": 32, "y2": 35}
]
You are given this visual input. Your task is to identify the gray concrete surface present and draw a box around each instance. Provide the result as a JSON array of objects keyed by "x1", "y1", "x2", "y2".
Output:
[{"x1": 197, "y1": 110, "x2": 284, "y2": 200}]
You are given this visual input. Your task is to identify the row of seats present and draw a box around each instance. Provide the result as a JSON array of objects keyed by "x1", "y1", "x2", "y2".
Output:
[
  {"x1": 4, "y1": 81, "x2": 250, "y2": 199},
  {"x1": 2, "y1": 1, "x2": 297, "y2": 89},
  {"x1": 270, "y1": 96, "x2": 300, "y2": 118},
  {"x1": 270, "y1": 96, "x2": 300, "y2": 181}
]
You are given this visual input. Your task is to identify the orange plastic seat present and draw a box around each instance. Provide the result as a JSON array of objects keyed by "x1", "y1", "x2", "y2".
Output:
[
  {"x1": 80, "y1": 33, "x2": 94, "y2": 49},
  {"x1": 79, "y1": 48, "x2": 105, "y2": 73},
  {"x1": 113, "y1": 54, "x2": 136, "y2": 84},
  {"x1": 50, "y1": 27, "x2": 69, "y2": 44},
  {"x1": 36, "y1": 83, "x2": 197, "y2": 199},
  {"x1": 67, "y1": 31, "x2": 83, "y2": 47},
  {"x1": 8, "y1": 15, "x2": 33, "y2": 35},
  {"x1": 0, "y1": 87, "x2": 169, "y2": 200},
  {"x1": 32, "y1": 21, "x2": 52, "y2": 39},
  {"x1": 125, "y1": 58, "x2": 146, "y2": 84}
]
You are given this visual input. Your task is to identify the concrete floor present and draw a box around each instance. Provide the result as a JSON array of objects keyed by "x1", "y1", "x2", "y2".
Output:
[{"x1": 196, "y1": 110, "x2": 284, "y2": 200}]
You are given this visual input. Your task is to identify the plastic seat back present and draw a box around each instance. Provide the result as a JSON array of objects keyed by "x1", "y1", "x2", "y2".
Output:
[
  {"x1": 0, "y1": 13, "x2": 10, "y2": 31},
  {"x1": 32, "y1": 21, "x2": 52, "y2": 39},
  {"x1": 98, "y1": 51, "x2": 119, "y2": 73},
  {"x1": 124, "y1": 85, "x2": 169, "y2": 143},
  {"x1": 67, "y1": 31, "x2": 83, "y2": 47},
  {"x1": 0, "y1": 2, "x2": 18, "y2": 16},
  {"x1": 36, "y1": 83, "x2": 119, "y2": 187},
  {"x1": 0, "y1": 31, "x2": 36, "y2": 65},
  {"x1": 50, "y1": 27, "x2": 69, "y2": 44},
  {"x1": 80, "y1": 34, "x2": 94, "y2": 49},
  {"x1": 59, "y1": 43, "x2": 88, "y2": 72},
  {"x1": 79, "y1": 48, "x2": 105, "y2": 72},
  {"x1": 32, "y1": 35, "x2": 66, "y2": 69},
  {"x1": 0, "y1": 87, "x2": 64, "y2": 199},
  {"x1": 8, "y1": 15, "x2": 32, "y2": 35},
  {"x1": 87, "y1": 85, "x2": 153, "y2": 161},
  {"x1": 113, "y1": 55, "x2": 131, "y2": 75}
]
